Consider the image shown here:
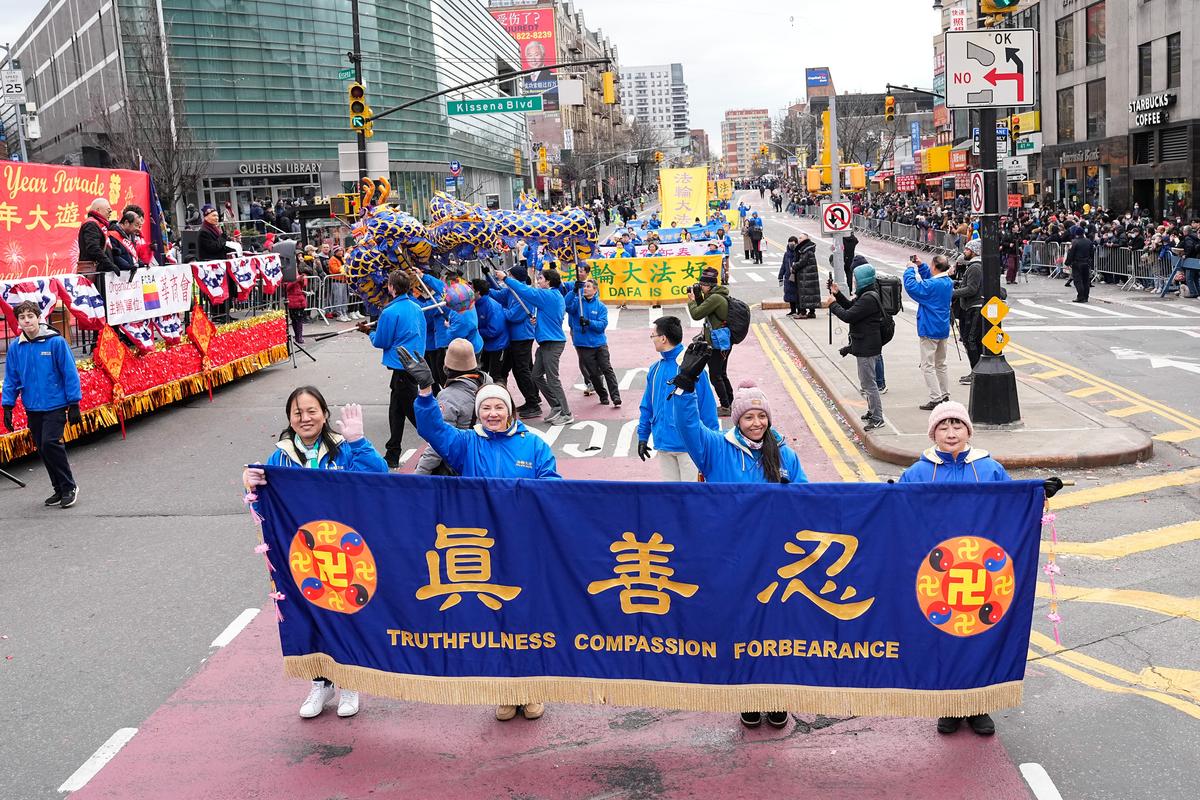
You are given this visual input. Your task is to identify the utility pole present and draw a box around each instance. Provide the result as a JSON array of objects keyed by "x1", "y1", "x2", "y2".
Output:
[
  {"x1": 2, "y1": 43, "x2": 29, "y2": 163},
  {"x1": 828, "y1": 94, "x2": 844, "y2": 283},
  {"x1": 350, "y1": 0, "x2": 367, "y2": 180}
]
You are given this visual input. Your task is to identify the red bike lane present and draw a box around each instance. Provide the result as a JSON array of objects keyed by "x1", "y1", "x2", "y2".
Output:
[{"x1": 70, "y1": 326, "x2": 1031, "y2": 800}]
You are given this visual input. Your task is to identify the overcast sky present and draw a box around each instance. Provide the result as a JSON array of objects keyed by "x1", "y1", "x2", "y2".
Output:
[{"x1": 1, "y1": 0, "x2": 938, "y2": 145}]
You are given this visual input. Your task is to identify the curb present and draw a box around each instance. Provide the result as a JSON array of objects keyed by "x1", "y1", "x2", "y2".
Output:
[{"x1": 769, "y1": 316, "x2": 1154, "y2": 470}]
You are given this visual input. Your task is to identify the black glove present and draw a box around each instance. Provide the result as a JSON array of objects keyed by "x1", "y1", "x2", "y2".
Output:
[
  {"x1": 481, "y1": 264, "x2": 491, "y2": 274},
  {"x1": 690, "y1": 284, "x2": 704, "y2": 305},
  {"x1": 2, "y1": 406, "x2": 12, "y2": 432},
  {"x1": 574, "y1": 279, "x2": 585, "y2": 291},
  {"x1": 67, "y1": 404, "x2": 82, "y2": 426},
  {"x1": 580, "y1": 318, "x2": 589, "y2": 329},
  {"x1": 397, "y1": 346, "x2": 435, "y2": 389},
  {"x1": 637, "y1": 440, "x2": 652, "y2": 461},
  {"x1": 669, "y1": 340, "x2": 712, "y2": 393}
]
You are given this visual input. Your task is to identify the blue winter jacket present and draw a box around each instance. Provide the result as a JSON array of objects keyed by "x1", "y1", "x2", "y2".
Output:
[
  {"x1": 523, "y1": 243, "x2": 542, "y2": 271},
  {"x1": 2, "y1": 324, "x2": 82, "y2": 412},
  {"x1": 447, "y1": 306, "x2": 483, "y2": 353},
  {"x1": 419, "y1": 274, "x2": 447, "y2": 345},
  {"x1": 506, "y1": 278, "x2": 566, "y2": 343},
  {"x1": 475, "y1": 293, "x2": 510, "y2": 352},
  {"x1": 902, "y1": 264, "x2": 953, "y2": 340},
  {"x1": 637, "y1": 345, "x2": 719, "y2": 452},
  {"x1": 371, "y1": 295, "x2": 426, "y2": 370},
  {"x1": 748, "y1": 215, "x2": 763, "y2": 228},
  {"x1": 264, "y1": 433, "x2": 389, "y2": 474},
  {"x1": 621, "y1": 242, "x2": 637, "y2": 258},
  {"x1": 647, "y1": 218, "x2": 662, "y2": 230},
  {"x1": 898, "y1": 446, "x2": 1010, "y2": 483},
  {"x1": 493, "y1": 286, "x2": 536, "y2": 342},
  {"x1": 563, "y1": 290, "x2": 609, "y2": 348},
  {"x1": 673, "y1": 389, "x2": 808, "y2": 484},
  {"x1": 414, "y1": 393, "x2": 560, "y2": 478}
]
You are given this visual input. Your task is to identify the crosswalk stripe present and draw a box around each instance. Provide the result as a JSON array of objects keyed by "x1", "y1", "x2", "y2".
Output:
[
  {"x1": 608, "y1": 306, "x2": 620, "y2": 329},
  {"x1": 745, "y1": 272, "x2": 765, "y2": 282},
  {"x1": 1006, "y1": 306, "x2": 1043, "y2": 319},
  {"x1": 1059, "y1": 300, "x2": 1133, "y2": 317},
  {"x1": 1166, "y1": 302, "x2": 1200, "y2": 315},
  {"x1": 1118, "y1": 302, "x2": 1187, "y2": 318},
  {"x1": 1018, "y1": 298, "x2": 1091, "y2": 318}
]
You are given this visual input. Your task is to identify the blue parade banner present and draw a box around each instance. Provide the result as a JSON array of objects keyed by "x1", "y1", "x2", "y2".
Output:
[{"x1": 254, "y1": 468, "x2": 1045, "y2": 716}]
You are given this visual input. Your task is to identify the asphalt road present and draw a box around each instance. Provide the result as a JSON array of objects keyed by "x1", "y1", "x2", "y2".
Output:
[{"x1": 2, "y1": 193, "x2": 1197, "y2": 799}]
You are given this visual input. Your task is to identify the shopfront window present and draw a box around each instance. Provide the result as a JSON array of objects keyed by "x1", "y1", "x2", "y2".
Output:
[
  {"x1": 1167, "y1": 33, "x2": 1181, "y2": 89},
  {"x1": 1138, "y1": 43, "x2": 1152, "y2": 95},
  {"x1": 1163, "y1": 180, "x2": 1190, "y2": 218},
  {"x1": 1085, "y1": 2, "x2": 1105, "y2": 65},
  {"x1": 1086, "y1": 80, "x2": 1105, "y2": 140},
  {"x1": 1057, "y1": 87, "x2": 1075, "y2": 143},
  {"x1": 1056, "y1": 17, "x2": 1074, "y2": 74}
]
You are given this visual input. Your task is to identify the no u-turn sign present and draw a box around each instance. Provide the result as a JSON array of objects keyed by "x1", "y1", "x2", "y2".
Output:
[{"x1": 820, "y1": 202, "x2": 852, "y2": 235}]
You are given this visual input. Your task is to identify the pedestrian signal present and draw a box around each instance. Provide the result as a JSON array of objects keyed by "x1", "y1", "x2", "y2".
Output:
[
  {"x1": 884, "y1": 95, "x2": 896, "y2": 122},
  {"x1": 348, "y1": 82, "x2": 367, "y2": 131},
  {"x1": 601, "y1": 71, "x2": 616, "y2": 104}
]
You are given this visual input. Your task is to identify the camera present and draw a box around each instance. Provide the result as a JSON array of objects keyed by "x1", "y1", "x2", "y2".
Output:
[{"x1": 838, "y1": 345, "x2": 851, "y2": 358}]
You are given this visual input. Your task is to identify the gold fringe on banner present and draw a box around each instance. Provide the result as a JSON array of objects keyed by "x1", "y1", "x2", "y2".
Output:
[{"x1": 283, "y1": 654, "x2": 1023, "y2": 719}]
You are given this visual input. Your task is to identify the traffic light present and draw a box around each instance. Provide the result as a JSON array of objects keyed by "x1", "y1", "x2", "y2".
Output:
[
  {"x1": 758, "y1": 144, "x2": 769, "y2": 157},
  {"x1": 980, "y1": 0, "x2": 1022, "y2": 25},
  {"x1": 348, "y1": 82, "x2": 367, "y2": 131},
  {"x1": 601, "y1": 71, "x2": 616, "y2": 104},
  {"x1": 884, "y1": 95, "x2": 896, "y2": 122},
  {"x1": 654, "y1": 151, "x2": 664, "y2": 163},
  {"x1": 1010, "y1": 115, "x2": 1021, "y2": 139}
]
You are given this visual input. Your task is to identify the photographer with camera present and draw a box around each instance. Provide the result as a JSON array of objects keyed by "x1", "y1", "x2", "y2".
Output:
[
  {"x1": 686, "y1": 267, "x2": 734, "y2": 416},
  {"x1": 952, "y1": 239, "x2": 984, "y2": 385},
  {"x1": 903, "y1": 254, "x2": 954, "y2": 410},
  {"x1": 822, "y1": 264, "x2": 887, "y2": 431}
]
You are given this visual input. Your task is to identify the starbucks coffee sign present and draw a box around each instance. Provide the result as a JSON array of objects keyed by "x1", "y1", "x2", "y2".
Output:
[{"x1": 1129, "y1": 93, "x2": 1176, "y2": 127}]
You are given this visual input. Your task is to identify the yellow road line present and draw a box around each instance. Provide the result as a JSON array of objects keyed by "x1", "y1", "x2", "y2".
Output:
[
  {"x1": 1006, "y1": 358, "x2": 1037, "y2": 367},
  {"x1": 1049, "y1": 466, "x2": 1200, "y2": 510},
  {"x1": 1155, "y1": 429, "x2": 1200, "y2": 444},
  {"x1": 756, "y1": 323, "x2": 878, "y2": 481},
  {"x1": 1049, "y1": 520, "x2": 1200, "y2": 559},
  {"x1": 1010, "y1": 342, "x2": 1200, "y2": 433},
  {"x1": 1067, "y1": 385, "x2": 1111, "y2": 398},
  {"x1": 1035, "y1": 581, "x2": 1200, "y2": 622},
  {"x1": 1027, "y1": 644, "x2": 1200, "y2": 720},
  {"x1": 752, "y1": 324, "x2": 857, "y2": 482},
  {"x1": 1107, "y1": 404, "x2": 1153, "y2": 418},
  {"x1": 1028, "y1": 368, "x2": 1071, "y2": 379}
]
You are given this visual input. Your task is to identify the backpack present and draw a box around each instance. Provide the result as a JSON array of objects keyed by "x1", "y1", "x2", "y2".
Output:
[
  {"x1": 873, "y1": 290, "x2": 895, "y2": 346},
  {"x1": 725, "y1": 295, "x2": 751, "y2": 345},
  {"x1": 875, "y1": 275, "x2": 904, "y2": 315}
]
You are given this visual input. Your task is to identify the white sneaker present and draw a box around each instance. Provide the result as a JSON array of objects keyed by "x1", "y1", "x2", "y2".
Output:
[
  {"x1": 337, "y1": 689, "x2": 360, "y2": 717},
  {"x1": 337, "y1": 315, "x2": 351, "y2": 322},
  {"x1": 350, "y1": 311, "x2": 363, "y2": 320},
  {"x1": 299, "y1": 680, "x2": 335, "y2": 718}
]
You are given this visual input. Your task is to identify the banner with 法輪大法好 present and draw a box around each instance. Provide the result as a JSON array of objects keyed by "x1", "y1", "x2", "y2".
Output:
[
  {"x1": 587, "y1": 255, "x2": 723, "y2": 305},
  {"x1": 254, "y1": 468, "x2": 1045, "y2": 717},
  {"x1": 658, "y1": 168, "x2": 709, "y2": 230}
]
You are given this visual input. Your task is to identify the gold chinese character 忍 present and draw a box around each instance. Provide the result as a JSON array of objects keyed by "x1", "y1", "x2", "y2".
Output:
[
  {"x1": 415, "y1": 524, "x2": 522, "y2": 611},
  {"x1": 587, "y1": 532, "x2": 698, "y2": 615},
  {"x1": 757, "y1": 530, "x2": 875, "y2": 620}
]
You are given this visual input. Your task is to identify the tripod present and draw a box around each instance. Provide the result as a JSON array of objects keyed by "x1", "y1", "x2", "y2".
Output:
[
  {"x1": 287, "y1": 312, "x2": 316, "y2": 369},
  {"x1": 1, "y1": 466, "x2": 27, "y2": 488}
]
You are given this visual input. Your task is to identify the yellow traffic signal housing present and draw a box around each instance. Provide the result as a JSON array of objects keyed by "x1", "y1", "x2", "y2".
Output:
[
  {"x1": 758, "y1": 144, "x2": 769, "y2": 156},
  {"x1": 601, "y1": 71, "x2": 616, "y2": 104},
  {"x1": 348, "y1": 82, "x2": 367, "y2": 131},
  {"x1": 806, "y1": 168, "x2": 821, "y2": 192},
  {"x1": 654, "y1": 151, "x2": 664, "y2": 163},
  {"x1": 1010, "y1": 115, "x2": 1021, "y2": 138},
  {"x1": 980, "y1": 0, "x2": 1022, "y2": 25},
  {"x1": 846, "y1": 164, "x2": 866, "y2": 190},
  {"x1": 884, "y1": 95, "x2": 896, "y2": 122}
]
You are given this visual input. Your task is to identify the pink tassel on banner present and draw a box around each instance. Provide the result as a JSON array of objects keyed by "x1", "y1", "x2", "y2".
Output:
[
  {"x1": 1042, "y1": 509, "x2": 1062, "y2": 645},
  {"x1": 254, "y1": 542, "x2": 275, "y2": 573},
  {"x1": 243, "y1": 493, "x2": 264, "y2": 525},
  {"x1": 269, "y1": 591, "x2": 286, "y2": 621}
]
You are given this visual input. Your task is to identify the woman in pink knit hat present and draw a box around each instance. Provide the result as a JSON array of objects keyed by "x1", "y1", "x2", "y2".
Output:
[{"x1": 899, "y1": 399, "x2": 1009, "y2": 737}]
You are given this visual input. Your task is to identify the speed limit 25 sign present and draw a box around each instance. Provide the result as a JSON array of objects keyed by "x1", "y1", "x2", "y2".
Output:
[{"x1": 1, "y1": 70, "x2": 26, "y2": 105}]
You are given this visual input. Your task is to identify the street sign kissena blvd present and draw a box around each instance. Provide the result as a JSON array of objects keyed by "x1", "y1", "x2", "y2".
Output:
[
  {"x1": 944, "y1": 29, "x2": 1036, "y2": 109},
  {"x1": 447, "y1": 96, "x2": 543, "y2": 116}
]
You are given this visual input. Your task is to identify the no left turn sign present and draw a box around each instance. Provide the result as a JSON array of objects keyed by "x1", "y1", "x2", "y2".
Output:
[{"x1": 820, "y1": 202, "x2": 852, "y2": 235}]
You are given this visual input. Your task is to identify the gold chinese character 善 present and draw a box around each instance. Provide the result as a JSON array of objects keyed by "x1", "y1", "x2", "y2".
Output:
[
  {"x1": 588, "y1": 531, "x2": 698, "y2": 615},
  {"x1": 757, "y1": 530, "x2": 875, "y2": 620},
  {"x1": 416, "y1": 524, "x2": 522, "y2": 611}
]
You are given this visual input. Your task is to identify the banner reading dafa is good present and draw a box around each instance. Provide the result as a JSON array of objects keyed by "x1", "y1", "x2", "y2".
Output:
[
  {"x1": 659, "y1": 167, "x2": 708, "y2": 228},
  {"x1": 255, "y1": 469, "x2": 1045, "y2": 717},
  {"x1": 587, "y1": 255, "x2": 723, "y2": 305}
]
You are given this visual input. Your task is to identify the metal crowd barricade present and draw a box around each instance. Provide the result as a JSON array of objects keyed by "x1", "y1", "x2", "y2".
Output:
[
  {"x1": 1045, "y1": 242, "x2": 1067, "y2": 279},
  {"x1": 1094, "y1": 247, "x2": 1134, "y2": 286}
]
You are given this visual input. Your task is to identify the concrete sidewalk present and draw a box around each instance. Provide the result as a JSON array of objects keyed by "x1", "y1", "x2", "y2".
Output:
[{"x1": 772, "y1": 311, "x2": 1153, "y2": 470}]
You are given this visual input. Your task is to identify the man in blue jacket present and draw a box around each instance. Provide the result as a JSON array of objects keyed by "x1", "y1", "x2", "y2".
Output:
[
  {"x1": 2, "y1": 302, "x2": 83, "y2": 508},
  {"x1": 903, "y1": 254, "x2": 954, "y2": 410},
  {"x1": 358, "y1": 270, "x2": 427, "y2": 468},
  {"x1": 565, "y1": 277, "x2": 621, "y2": 407},
  {"x1": 471, "y1": 278, "x2": 510, "y2": 383},
  {"x1": 637, "y1": 315, "x2": 719, "y2": 481},
  {"x1": 486, "y1": 267, "x2": 541, "y2": 417},
  {"x1": 496, "y1": 267, "x2": 573, "y2": 424}
]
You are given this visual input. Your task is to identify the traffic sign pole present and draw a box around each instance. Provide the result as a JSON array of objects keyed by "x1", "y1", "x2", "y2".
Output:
[
  {"x1": 828, "y1": 94, "x2": 845, "y2": 290},
  {"x1": 350, "y1": 0, "x2": 367, "y2": 182}
]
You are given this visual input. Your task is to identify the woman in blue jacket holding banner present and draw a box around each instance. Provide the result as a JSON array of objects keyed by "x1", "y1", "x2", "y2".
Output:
[
  {"x1": 668, "y1": 341, "x2": 807, "y2": 730},
  {"x1": 241, "y1": 386, "x2": 388, "y2": 721},
  {"x1": 899, "y1": 400, "x2": 1009, "y2": 737},
  {"x1": 402, "y1": 346, "x2": 558, "y2": 723}
]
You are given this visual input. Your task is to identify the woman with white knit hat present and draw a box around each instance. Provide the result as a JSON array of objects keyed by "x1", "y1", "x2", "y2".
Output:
[{"x1": 899, "y1": 400, "x2": 1009, "y2": 737}]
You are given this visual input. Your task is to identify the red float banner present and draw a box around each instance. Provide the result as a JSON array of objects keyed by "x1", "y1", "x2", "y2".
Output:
[{"x1": 0, "y1": 162, "x2": 151, "y2": 279}]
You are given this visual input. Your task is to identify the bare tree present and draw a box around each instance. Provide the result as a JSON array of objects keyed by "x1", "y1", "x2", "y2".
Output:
[
  {"x1": 94, "y1": 20, "x2": 211, "y2": 225},
  {"x1": 625, "y1": 120, "x2": 668, "y2": 188},
  {"x1": 824, "y1": 96, "x2": 900, "y2": 168}
]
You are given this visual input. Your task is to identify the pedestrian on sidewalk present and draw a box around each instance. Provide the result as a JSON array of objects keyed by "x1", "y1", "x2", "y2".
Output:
[
  {"x1": 951, "y1": 239, "x2": 984, "y2": 383},
  {"x1": 780, "y1": 236, "x2": 801, "y2": 316},
  {"x1": 898, "y1": 400, "x2": 1009, "y2": 738},
  {"x1": 242, "y1": 389, "x2": 388, "y2": 719},
  {"x1": 565, "y1": 277, "x2": 622, "y2": 407},
  {"x1": 669, "y1": 345, "x2": 807, "y2": 731},
  {"x1": 637, "y1": 316, "x2": 719, "y2": 480},
  {"x1": 902, "y1": 255, "x2": 954, "y2": 409},
  {"x1": 357, "y1": 270, "x2": 427, "y2": 469},
  {"x1": 823, "y1": 264, "x2": 886, "y2": 431},
  {"x1": 782, "y1": 234, "x2": 820, "y2": 319},
  {"x1": 1063, "y1": 226, "x2": 1094, "y2": 303},
  {"x1": 841, "y1": 231, "x2": 859, "y2": 288},
  {"x1": 284, "y1": 268, "x2": 308, "y2": 344},
  {"x1": 687, "y1": 267, "x2": 734, "y2": 415},
  {"x1": 495, "y1": 267, "x2": 573, "y2": 424},
  {"x1": 747, "y1": 213, "x2": 764, "y2": 264},
  {"x1": 2, "y1": 302, "x2": 83, "y2": 509},
  {"x1": 402, "y1": 352, "x2": 558, "y2": 723}
]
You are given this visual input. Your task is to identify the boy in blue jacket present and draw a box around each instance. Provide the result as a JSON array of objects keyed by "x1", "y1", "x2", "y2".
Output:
[
  {"x1": 2, "y1": 302, "x2": 83, "y2": 508},
  {"x1": 565, "y1": 278, "x2": 621, "y2": 407},
  {"x1": 902, "y1": 254, "x2": 954, "y2": 410}
]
